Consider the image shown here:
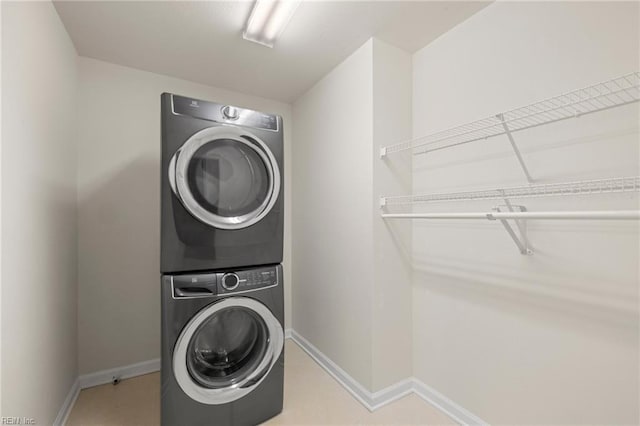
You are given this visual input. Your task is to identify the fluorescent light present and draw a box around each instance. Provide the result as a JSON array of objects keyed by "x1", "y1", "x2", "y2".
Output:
[{"x1": 243, "y1": 0, "x2": 301, "y2": 48}]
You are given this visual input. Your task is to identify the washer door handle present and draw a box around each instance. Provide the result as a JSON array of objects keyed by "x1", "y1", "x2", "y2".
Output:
[{"x1": 240, "y1": 357, "x2": 272, "y2": 389}]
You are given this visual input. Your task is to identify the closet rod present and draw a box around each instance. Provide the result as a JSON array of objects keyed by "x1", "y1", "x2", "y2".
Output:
[{"x1": 381, "y1": 211, "x2": 640, "y2": 220}]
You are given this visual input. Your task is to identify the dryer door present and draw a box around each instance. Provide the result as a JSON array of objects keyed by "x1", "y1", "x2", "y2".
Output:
[
  {"x1": 170, "y1": 127, "x2": 280, "y2": 230},
  {"x1": 173, "y1": 297, "x2": 284, "y2": 405}
]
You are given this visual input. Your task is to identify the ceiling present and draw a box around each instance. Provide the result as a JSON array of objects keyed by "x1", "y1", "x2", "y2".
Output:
[{"x1": 54, "y1": 1, "x2": 489, "y2": 103}]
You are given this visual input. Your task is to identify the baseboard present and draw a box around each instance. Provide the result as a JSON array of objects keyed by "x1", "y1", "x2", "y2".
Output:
[
  {"x1": 78, "y1": 328, "x2": 290, "y2": 389},
  {"x1": 369, "y1": 378, "x2": 414, "y2": 411},
  {"x1": 290, "y1": 330, "x2": 379, "y2": 410},
  {"x1": 56, "y1": 359, "x2": 160, "y2": 425},
  {"x1": 59, "y1": 329, "x2": 292, "y2": 423},
  {"x1": 61, "y1": 329, "x2": 486, "y2": 426},
  {"x1": 53, "y1": 379, "x2": 79, "y2": 426},
  {"x1": 78, "y1": 358, "x2": 161, "y2": 389},
  {"x1": 289, "y1": 329, "x2": 486, "y2": 425},
  {"x1": 289, "y1": 330, "x2": 413, "y2": 411},
  {"x1": 79, "y1": 328, "x2": 292, "y2": 390},
  {"x1": 413, "y1": 379, "x2": 488, "y2": 425}
]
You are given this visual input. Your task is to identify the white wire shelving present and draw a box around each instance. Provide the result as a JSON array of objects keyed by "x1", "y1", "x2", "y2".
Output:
[
  {"x1": 380, "y1": 176, "x2": 640, "y2": 255},
  {"x1": 380, "y1": 176, "x2": 640, "y2": 207},
  {"x1": 379, "y1": 72, "x2": 640, "y2": 255},
  {"x1": 382, "y1": 211, "x2": 640, "y2": 220},
  {"x1": 379, "y1": 72, "x2": 640, "y2": 182}
]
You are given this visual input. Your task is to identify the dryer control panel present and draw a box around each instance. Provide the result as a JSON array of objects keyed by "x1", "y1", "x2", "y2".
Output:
[
  {"x1": 217, "y1": 265, "x2": 279, "y2": 295},
  {"x1": 171, "y1": 94, "x2": 279, "y2": 131}
]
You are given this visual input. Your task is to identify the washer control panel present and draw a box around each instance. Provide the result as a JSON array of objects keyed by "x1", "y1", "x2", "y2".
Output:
[
  {"x1": 170, "y1": 265, "x2": 279, "y2": 298},
  {"x1": 216, "y1": 265, "x2": 279, "y2": 295},
  {"x1": 221, "y1": 273, "x2": 240, "y2": 290},
  {"x1": 171, "y1": 94, "x2": 278, "y2": 131}
]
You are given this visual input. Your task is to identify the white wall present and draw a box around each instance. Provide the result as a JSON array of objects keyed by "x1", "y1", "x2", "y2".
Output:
[
  {"x1": 1, "y1": 2, "x2": 78, "y2": 423},
  {"x1": 292, "y1": 40, "x2": 375, "y2": 388},
  {"x1": 0, "y1": 1, "x2": 4, "y2": 417},
  {"x1": 371, "y1": 39, "x2": 413, "y2": 391},
  {"x1": 292, "y1": 38, "x2": 413, "y2": 391},
  {"x1": 410, "y1": 2, "x2": 639, "y2": 424},
  {"x1": 77, "y1": 57, "x2": 292, "y2": 374}
]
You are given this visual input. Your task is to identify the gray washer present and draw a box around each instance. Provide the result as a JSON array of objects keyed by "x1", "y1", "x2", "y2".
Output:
[{"x1": 161, "y1": 264, "x2": 284, "y2": 425}]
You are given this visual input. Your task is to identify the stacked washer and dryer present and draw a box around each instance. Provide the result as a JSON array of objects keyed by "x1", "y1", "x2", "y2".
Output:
[{"x1": 160, "y1": 93, "x2": 285, "y2": 425}]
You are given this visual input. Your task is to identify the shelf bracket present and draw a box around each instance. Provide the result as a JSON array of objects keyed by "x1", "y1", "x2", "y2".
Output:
[
  {"x1": 379, "y1": 197, "x2": 387, "y2": 208},
  {"x1": 379, "y1": 146, "x2": 387, "y2": 159},
  {"x1": 496, "y1": 113, "x2": 534, "y2": 183},
  {"x1": 488, "y1": 199, "x2": 533, "y2": 255}
]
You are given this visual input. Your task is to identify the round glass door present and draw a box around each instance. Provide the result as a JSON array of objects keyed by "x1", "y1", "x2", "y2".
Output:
[
  {"x1": 173, "y1": 298, "x2": 284, "y2": 405},
  {"x1": 187, "y1": 306, "x2": 268, "y2": 389},
  {"x1": 172, "y1": 127, "x2": 280, "y2": 230}
]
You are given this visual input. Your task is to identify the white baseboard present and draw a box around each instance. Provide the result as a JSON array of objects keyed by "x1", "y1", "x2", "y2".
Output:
[
  {"x1": 56, "y1": 358, "x2": 160, "y2": 425},
  {"x1": 289, "y1": 329, "x2": 486, "y2": 425},
  {"x1": 78, "y1": 358, "x2": 160, "y2": 389},
  {"x1": 370, "y1": 378, "x2": 415, "y2": 411},
  {"x1": 58, "y1": 329, "x2": 292, "y2": 424},
  {"x1": 289, "y1": 330, "x2": 413, "y2": 411},
  {"x1": 413, "y1": 379, "x2": 488, "y2": 426},
  {"x1": 53, "y1": 379, "x2": 79, "y2": 426},
  {"x1": 59, "y1": 328, "x2": 486, "y2": 426},
  {"x1": 79, "y1": 328, "x2": 292, "y2": 390}
]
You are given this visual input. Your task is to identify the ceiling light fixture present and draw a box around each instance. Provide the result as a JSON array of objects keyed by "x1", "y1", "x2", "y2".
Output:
[{"x1": 243, "y1": 0, "x2": 301, "y2": 48}]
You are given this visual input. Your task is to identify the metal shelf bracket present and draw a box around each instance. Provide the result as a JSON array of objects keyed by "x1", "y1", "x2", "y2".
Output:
[
  {"x1": 496, "y1": 113, "x2": 534, "y2": 183},
  {"x1": 488, "y1": 199, "x2": 533, "y2": 255}
]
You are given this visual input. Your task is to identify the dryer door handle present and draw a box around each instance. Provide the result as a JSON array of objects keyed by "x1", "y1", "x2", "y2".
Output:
[{"x1": 168, "y1": 150, "x2": 179, "y2": 196}]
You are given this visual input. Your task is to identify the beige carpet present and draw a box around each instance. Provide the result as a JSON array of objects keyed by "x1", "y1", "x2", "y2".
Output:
[{"x1": 67, "y1": 341, "x2": 454, "y2": 425}]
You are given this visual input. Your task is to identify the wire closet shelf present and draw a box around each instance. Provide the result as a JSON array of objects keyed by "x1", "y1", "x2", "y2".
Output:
[
  {"x1": 381, "y1": 176, "x2": 640, "y2": 207},
  {"x1": 378, "y1": 72, "x2": 640, "y2": 254},
  {"x1": 379, "y1": 72, "x2": 640, "y2": 158},
  {"x1": 380, "y1": 176, "x2": 640, "y2": 255},
  {"x1": 381, "y1": 176, "x2": 640, "y2": 223}
]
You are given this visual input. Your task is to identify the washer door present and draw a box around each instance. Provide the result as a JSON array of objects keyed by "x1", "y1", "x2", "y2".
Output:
[
  {"x1": 173, "y1": 297, "x2": 284, "y2": 405},
  {"x1": 169, "y1": 127, "x2": 280, "y2": 230}
]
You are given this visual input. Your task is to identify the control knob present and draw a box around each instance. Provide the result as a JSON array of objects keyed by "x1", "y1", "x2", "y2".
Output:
[
  {"x1": 222, "y1": 105, "x2": 239, "y2": 120},
  {"x1": 221, "y1": 273, "x2": 240, "y2": 290}
]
